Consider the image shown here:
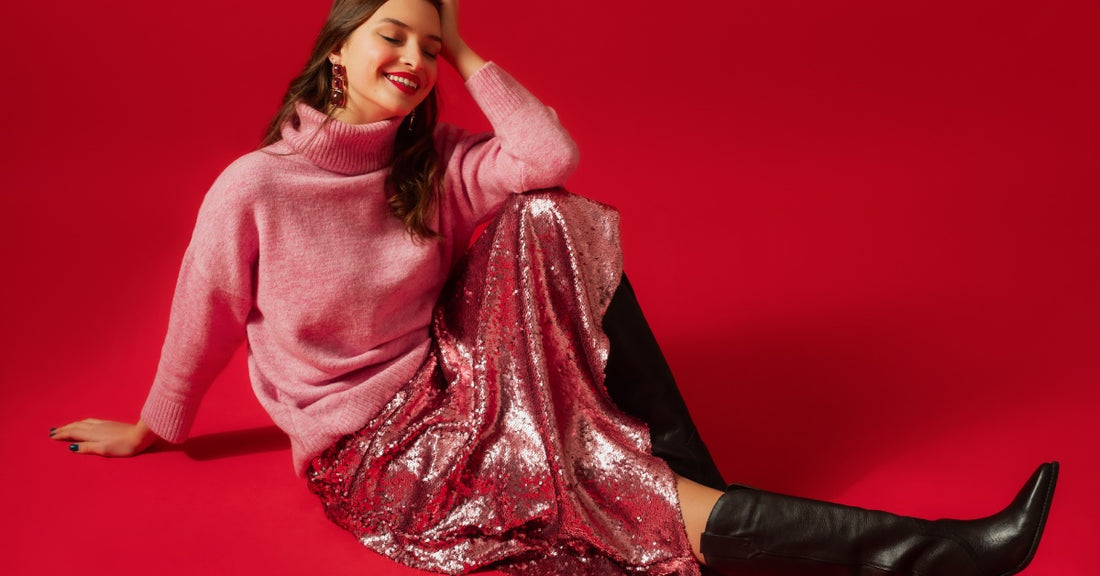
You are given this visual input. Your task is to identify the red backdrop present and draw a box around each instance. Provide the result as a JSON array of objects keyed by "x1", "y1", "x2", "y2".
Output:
[{"x1": 2, "y1": 1, "x2": 1096, "y2": 574}]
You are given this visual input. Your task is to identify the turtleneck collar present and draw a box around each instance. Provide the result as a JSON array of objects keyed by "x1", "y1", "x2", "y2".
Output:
[{"x1": 281, "y1": 102, "x2": 403, "y2": 175}]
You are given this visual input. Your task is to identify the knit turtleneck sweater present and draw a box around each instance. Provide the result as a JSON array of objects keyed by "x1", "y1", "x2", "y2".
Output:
[{"x1": 140, "y1": 62, "x2": 579, "y2": 475}]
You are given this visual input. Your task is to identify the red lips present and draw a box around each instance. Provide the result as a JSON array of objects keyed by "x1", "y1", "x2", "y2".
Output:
[{"x1": 384, "y1": 71, "x2": 420, "y2": 95}]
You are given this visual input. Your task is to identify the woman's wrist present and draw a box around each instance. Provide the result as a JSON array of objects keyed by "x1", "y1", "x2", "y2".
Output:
[{"x1": 133, "y1": 419, "x2": 159, "y2": 452}]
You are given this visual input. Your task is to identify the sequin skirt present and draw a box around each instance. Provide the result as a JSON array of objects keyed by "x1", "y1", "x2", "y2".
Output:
[{"x1": 307, "y1": 190, "x2": 700, "y2": 576}]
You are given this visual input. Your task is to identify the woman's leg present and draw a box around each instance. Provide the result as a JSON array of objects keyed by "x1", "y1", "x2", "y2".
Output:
[
  {"x1": 312, "y1": 192, "x2": 705, "y2": 574},
  {"x1": 602, "y1": 274, "x2": 727, "y2": 490},
  {"x1": 674, "y1": 474, "x2": 723, "y2": 563},
  {"x1": 675, "y1": 463, "x2": 1058, "y2": 575}
]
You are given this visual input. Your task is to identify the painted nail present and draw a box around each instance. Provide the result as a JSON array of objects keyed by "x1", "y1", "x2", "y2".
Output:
[
  {"x1": 69, "y1": 444, "x2": 79, "y2": 452},
  {"x1": 50, "y1": 427, "x2": 56, "y2": 432},
  {"x1": 49, "y1": 432, "x2": 55, "y2": 437}
]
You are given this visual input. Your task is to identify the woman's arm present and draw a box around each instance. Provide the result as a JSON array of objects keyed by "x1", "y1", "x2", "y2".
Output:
[
  {"x1": 435, "y1": 1, "x2": 579, "y2": 223},
  {"x1": 439, "y1": 0, "x2": 485, "y2": 81},
  {"x1": 51, "y1": 162, "x2": 257, "y2": 457}
]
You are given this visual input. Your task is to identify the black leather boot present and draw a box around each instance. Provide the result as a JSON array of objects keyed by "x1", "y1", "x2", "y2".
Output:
[
  {"x1": 601, "y1": 274, "x2": 726, "y2": 490},
  {"x1": 701, "y1": 462, "x2": 1058, "y2": 575}
]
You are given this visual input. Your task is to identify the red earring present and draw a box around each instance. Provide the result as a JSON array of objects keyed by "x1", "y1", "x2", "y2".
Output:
[{"x1": 330, "y1": 62, "x2": 347, "y2": 109}]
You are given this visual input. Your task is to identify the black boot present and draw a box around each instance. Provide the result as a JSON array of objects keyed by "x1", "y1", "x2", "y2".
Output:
[
  {"x1": 601, "y1": 274, "x2": 726, "y2": 490},
  {"x1": 701, "y1": 462, "x2": 1059, "y2": 575}
]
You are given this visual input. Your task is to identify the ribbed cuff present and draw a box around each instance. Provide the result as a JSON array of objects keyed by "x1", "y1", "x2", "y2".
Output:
[{"x1": 139, "y1": 385, "x2": 197, "y2": 444}]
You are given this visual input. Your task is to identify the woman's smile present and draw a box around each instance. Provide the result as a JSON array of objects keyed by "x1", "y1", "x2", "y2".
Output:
[{"x1": 384, "y1": 71, "x2": 421, "y2": 94}]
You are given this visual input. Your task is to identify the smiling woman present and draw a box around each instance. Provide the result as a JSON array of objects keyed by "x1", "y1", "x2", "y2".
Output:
[
  {"x1": 329, "y1": 0, "x2": 444, "y2": 124},
  {"x1": 49, "y1": 0, "x2": 704, "y2": 572},
  {"x1": 34, "y1": 0, "x2": 1080, "y2": 574},
  {"x1": 260, "y1": 0, "x2": 463, "y2": 241}
]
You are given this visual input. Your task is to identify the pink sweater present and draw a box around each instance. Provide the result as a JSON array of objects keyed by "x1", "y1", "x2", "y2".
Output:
[{"x1": 140, "y1": 63, "x2": 579, "y2": 475}]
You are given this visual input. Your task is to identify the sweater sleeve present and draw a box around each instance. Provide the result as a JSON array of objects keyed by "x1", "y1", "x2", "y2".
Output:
[
  {"x1": 439, "y1": 62, "x2": 580, "y2": 223},
  {"x1": 140, "y1": 168, "x2": 257, "y2": 444}
]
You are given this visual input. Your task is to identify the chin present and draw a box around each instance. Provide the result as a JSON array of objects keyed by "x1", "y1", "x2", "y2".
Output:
[{"x1": 382, "y1": 102, "x2": 417, "y2": 119}]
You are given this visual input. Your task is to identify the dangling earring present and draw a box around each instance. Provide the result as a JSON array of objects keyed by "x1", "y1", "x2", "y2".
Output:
[
  {"x1": 408, "y1": 108, "x2": 416, "y2": 132},
  {"x1": 330, "y1": 61, "x2": 347, "y2": 109}
]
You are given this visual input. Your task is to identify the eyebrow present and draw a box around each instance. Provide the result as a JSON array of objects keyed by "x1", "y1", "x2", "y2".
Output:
[{"x1": 379, "y1": 18, "x2": 443, "y2": 43}]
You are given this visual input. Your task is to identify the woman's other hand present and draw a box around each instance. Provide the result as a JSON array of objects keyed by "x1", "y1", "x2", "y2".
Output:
[
  {"x1": 50, "y1": 418, "x2": 159, "y2": 457},
  {"x1": 439, "y1": 0, "x2": 486, "y2": 80}
]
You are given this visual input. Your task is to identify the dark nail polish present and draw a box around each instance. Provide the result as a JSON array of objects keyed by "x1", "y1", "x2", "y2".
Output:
[
  {"x1": 69, "y1": 444, "x2": 79, "y2": 452},
  {"x1": 50, "y1": 427, "x2": 56, "y2": 432},
  {"x1": 49, "y1": 432, "x2": 55, "y2": 437}
]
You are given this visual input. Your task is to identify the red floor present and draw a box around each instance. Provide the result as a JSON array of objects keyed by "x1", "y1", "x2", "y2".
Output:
[
  {"x1": 7, "y1": 316, "x2": 1095, "y2": 574},
  {"x1": 11, "y1": 348, "x2": 475, "y2": 575}
]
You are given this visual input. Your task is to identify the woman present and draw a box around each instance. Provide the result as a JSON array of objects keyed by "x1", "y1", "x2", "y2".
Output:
[{"x1": 50, "y1": 0, "x2": 1057, "y2": 574}]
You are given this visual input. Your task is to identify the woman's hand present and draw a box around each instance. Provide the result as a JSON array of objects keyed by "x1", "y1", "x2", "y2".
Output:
[
  {"x1": 438, "y1": 0, "x2": 486, "y2": 81},
  {"x1": 50, "y1": 418, "x2": 159, "y2": 457}
]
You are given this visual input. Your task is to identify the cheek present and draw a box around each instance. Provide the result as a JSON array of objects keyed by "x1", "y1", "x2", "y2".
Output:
[{"x1": 349, "y1": 45, "x2": 392, "y2": 75}]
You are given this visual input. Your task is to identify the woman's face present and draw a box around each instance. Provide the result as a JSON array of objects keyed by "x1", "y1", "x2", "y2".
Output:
[{"x1": 332, "y1": 0, "x2": 442, "y2": 124}]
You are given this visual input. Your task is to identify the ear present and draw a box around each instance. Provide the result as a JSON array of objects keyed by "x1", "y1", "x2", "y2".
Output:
[{"x1": 329, "y1": 44, "x2": 345, "y2": 65}]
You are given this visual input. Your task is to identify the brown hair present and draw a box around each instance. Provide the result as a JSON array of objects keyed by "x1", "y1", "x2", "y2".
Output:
[{"x1": 262, "y1": 0, "x2": 444, "y2": 241}]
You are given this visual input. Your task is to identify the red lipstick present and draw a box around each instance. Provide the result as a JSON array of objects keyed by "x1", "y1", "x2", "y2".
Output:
[{"x1": 384, "y1": 71, "x2": 420, "y2": 95}]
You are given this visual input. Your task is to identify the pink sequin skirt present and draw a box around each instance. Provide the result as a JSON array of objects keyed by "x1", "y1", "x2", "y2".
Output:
[{"x1": 307, "y1": 191, "x2": 700, "y2": 575}]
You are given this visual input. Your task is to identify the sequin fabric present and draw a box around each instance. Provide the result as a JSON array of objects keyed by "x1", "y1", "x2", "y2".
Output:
[{"x1": 307, "y1": 190, "x2": 700, "y2": 575}]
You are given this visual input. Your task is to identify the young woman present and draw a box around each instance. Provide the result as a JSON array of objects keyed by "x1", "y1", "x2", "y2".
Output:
[{"x1": 51, "y1": 1, "x2": 1058, "y2": 574}]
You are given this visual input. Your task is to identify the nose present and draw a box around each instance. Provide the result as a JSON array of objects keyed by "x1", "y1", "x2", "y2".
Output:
[{"x1": 400, "y1": 44, "x2": 424, "y2": 71}]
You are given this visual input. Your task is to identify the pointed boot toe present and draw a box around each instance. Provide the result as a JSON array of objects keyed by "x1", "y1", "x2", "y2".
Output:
[{"x1": 938, "y1": 461, "x2": 1059, "y2": 576}]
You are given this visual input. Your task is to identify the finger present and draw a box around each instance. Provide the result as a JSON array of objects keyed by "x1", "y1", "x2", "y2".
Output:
[
  {"x1": 50, "y1": 423, "x2": 74, "y2": 437},
  {"x1": 51, "y1": 429, "x2": 83, "y2": 443},
  {"x1": 49, "y1": 423, "x2": 87, "y2": 442},
  {"x1": 69, "y1": 441, "x2": 106, "y2": 456},
  {"x1": 50, "y1": 426, "x2": 75, "y2": 440},
  {"x1": 49, "y1": 419, "x2": 89, "y2": 438},
  {"x1": 52, "y1": 421, "x2": 104, "y2": 443}
]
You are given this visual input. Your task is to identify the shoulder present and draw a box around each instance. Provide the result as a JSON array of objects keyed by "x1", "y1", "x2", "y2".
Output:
[
  {"x1": 211, "y1": 146, "x2": 290, "y2": 193},
  {"x1": 204, "y1": 143, "x2": 303, "y2": 207}
]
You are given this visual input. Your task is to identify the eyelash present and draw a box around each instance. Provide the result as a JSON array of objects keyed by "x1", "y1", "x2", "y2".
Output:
[{"x1": 380, "y1": 35, "x2": 439, "y2": 60}]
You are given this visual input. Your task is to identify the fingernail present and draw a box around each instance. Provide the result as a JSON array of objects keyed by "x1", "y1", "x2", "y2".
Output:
[
  {"x1": 50, "y1": 427, "x2": 56, "y2": 432},
  {"x1": 49, "y1": 432, "x2": 55, "y2": 437},
  {"x1": 69, "y1": 444, "x2": 79, "y2": 452}
]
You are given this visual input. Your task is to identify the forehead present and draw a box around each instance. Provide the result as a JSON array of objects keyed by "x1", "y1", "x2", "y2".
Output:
[{"x1": 365, "y1": 0, "x2": 441, "y2": 35}]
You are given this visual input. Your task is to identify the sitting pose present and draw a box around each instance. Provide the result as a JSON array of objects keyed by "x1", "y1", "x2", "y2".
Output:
[{"x1": 51, "y1": 1, "x2": 1057, "y2": 574}]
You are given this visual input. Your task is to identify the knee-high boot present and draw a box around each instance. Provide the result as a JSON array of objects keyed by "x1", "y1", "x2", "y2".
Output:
[
  {"x1": 601, "y1": 274, "x2": 727, "y2": 490},
  {"x1": 700, "y1": 461, "x2": 1058, "y2": 575}
]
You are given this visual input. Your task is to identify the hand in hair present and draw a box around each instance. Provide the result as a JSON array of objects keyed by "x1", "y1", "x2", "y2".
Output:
[{"x1": 439, "y1": 0, "x2": 486, "y2": 80}]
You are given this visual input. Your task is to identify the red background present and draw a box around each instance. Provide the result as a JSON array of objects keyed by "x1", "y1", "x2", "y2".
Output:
[{"x1": 2, "y1": 0, "x2": 1097, "y2": 573}]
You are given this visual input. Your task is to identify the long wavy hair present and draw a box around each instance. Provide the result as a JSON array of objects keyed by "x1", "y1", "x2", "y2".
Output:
[{"x1": 262, "y1": 0, "x2": 444, "y2": 241}]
